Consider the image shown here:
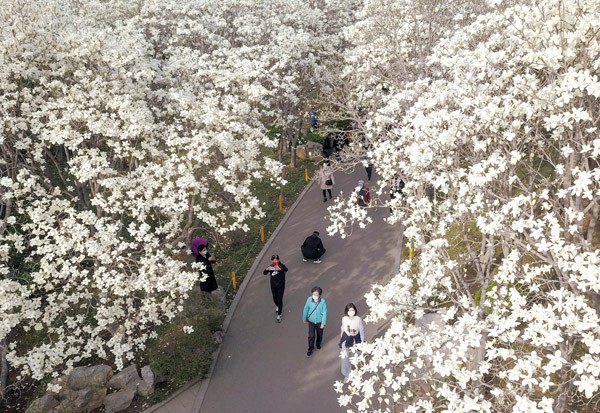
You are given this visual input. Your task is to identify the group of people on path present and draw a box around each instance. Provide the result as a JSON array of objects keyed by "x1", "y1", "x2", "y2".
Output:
[
  {"x1": 190, "y1": 155, "x2": 402, "y2": 384},
  {"x1": 263, "y1": 230, "x2": 326, "y2": 324},
  {"x1": 261, "y1": 229, "x2": 365, "y2": 383},
  {"x1": 317, "y1": 160, "x2": 372, "y2": 207}
]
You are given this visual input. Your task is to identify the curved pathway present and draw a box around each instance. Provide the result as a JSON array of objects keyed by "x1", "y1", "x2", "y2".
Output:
[{"x1": 149, "y1": 166, "x2": 403, "y2": 413}]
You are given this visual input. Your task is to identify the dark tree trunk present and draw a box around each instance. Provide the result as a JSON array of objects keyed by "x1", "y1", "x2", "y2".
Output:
[{"x1": 0, "y1": 339, "x2": 8, "y2": 397}]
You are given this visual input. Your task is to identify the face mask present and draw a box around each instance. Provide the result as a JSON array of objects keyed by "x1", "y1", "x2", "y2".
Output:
[
  {"x1": 312, "y1": 296, "x2": 319, "y2": 302},
  {"x1": 272, "y1": 261, "x2": 278, "y2": 266},
  {"x1": 200, "y1": 250, "x2": 207, "y2": 256},
  {"x1": 348, "y1": 310, "x2": 356, "y2": 317}
]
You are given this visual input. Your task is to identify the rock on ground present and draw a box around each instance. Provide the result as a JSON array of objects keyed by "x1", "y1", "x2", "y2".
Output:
[{"x1": 67, "y1": 365, "x2": 113, "y2": 391}]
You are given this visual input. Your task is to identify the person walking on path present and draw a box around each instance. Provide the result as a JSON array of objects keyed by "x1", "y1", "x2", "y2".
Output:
[
  {"x1": 389, "y1": 175, "x2": 405, "y2": 213},
  {"x1": 353, "y1": 179, "x2": 371, "y2": 207},
  {"x1": 196, "y1": 243, "x2": 218, "y2": 292},
  {"x1": 322, "y1": 133, "x2": 334, "y2": 159},
  {"x1": 302, "y1": 286, "x2": 328, "y2": 356},
  {"x1": 365, "y1": 162, "x2": 374, "y2": 181},
  {"x1": 338, "y1": 303, "x2": 365, "y2": 384},
  {"x1": 317, "y1": 160, "x2": 335, "y2": 202},
  {"x1": 301, "y1": 231, "x2": 326, "y2": 264},
  {"x1": 263, "y1": 254, "x2": 288, "y2": 323}
]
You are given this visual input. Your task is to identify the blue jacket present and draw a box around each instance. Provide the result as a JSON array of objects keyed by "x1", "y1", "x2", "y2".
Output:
[{"x1": 302, "y1": 296, "x2": 328, "y2": 325}]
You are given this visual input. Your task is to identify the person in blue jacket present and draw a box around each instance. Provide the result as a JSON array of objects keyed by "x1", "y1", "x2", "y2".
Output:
[{"x1": 302, "y1": 286, "x2": 328, "y2": 356}]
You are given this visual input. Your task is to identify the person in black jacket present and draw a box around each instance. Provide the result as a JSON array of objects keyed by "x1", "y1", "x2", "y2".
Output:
[
  {"x1": 196, "y1": 244, "x2": 218, "y2": 292},
  {"x1": 263, "y1": 254, "x2": 288, "y2": 323},
  {"x1": 301, "y1": 231, "x2": 326, "y2": 264}
]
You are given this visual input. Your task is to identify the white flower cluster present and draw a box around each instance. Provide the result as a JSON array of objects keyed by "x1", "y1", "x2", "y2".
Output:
[
  {"x1": 0, "y1": 0, "x2": 345, "y2": 381},
  {"x1": 333, "y1": 0, "x2": 600, "y2": 411}
]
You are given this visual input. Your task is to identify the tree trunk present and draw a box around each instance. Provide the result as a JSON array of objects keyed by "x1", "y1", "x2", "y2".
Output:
[
  {"x1": 290, "y1": 145, "x2": 297, "y2": 168},
  {"x1": 554, "y1": 342, "x2": 571, "y2": 413},
  {"x1": 0, "y1": 339, "x2": 8, "y2": 397},
  {"x1": 289, "y1": 117, "x2": 304, "y2": 168}
]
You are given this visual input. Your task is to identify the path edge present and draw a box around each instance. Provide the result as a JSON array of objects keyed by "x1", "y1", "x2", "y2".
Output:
[{"x1": 143, "y1": 177, "x2": 316, "y2": 413}]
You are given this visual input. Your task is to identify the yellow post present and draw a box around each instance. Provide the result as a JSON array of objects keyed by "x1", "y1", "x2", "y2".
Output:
[
  {"x1": 409, "y1": 247, "x2": 414, "y2": 260},
  {"x1": 260, "y1": 225, "x2": 265, "y2": 242},
  {"x1": 278, "y1": 194, "x2": 283, "y2": 211},
  {"x1": 305, "y1": 167, "x2": 309, "y2": 182},
  {"x1": 231, "y1": 271, "x2": 237, "y2": 290}
]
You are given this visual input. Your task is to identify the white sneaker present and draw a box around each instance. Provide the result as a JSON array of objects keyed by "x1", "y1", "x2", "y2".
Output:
[
  {"x1": 277, "y1": 315, "x2": 281, "y2": 323},
  {"x1": 302, "y1": 257, "x2": 307, "y2": 262},
  {"x1": 314, "y1": 259, "x2": 322, "y2": 264},
  {"x1": 343, "y1": 377, "x2": 349, "y2": 384}
]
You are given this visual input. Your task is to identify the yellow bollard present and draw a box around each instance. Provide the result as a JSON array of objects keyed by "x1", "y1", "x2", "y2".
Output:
[
  {"x1": 305, "y1": 167, "x2": 309, "y2": 182},
  {"x1": 279, "y1": 194, "x2": 283, "y2": 211},
  {"x1": 409, "y1": 247, "x2": 414, "y2": 260},
  {"x1": 231, "y1": 271, "x2": 237, "y2": 290},
  {"x1": 260, "y1": 225, "x2": 265, "y2": 242}
]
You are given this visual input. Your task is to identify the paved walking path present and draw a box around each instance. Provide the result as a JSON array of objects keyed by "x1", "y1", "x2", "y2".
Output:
[{"x1": 146, "y1": 166, "x2": 403, "y2": 413}]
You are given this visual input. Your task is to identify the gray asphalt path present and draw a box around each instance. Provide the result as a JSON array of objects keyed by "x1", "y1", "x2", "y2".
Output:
[{"x1": 199, "y1": 166, "x2": 402, "y2": 413}]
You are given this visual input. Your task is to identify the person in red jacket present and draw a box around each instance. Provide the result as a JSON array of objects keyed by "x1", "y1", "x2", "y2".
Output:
[{"x1": 354, "y1": 180, "x2": 371, "y2": 207}]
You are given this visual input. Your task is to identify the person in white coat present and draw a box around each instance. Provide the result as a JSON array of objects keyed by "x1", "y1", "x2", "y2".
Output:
[
  {"x1": 317, "y1": 160, "x2": 335, "y2": 202},
  {"x1": 339, "y1": 303, "x2": 365, "y2": 384}
]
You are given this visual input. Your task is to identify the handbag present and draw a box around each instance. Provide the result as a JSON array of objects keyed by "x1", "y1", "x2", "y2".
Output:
[
  {"x1": 338, "y1": 332, "x2": 361, "y2": 348},
  {"x1": 325, "y1": 178, "x2": 333, "y2": 186}
]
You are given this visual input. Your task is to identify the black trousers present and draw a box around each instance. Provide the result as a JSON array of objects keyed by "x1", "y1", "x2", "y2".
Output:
[
  {"x1": 307, "y1": 321, "x2": 323, "y2": 350},
  {"x1": 365, "y1": 165, "x2": 373, "y2": 181},
  {"x1": 271, "y1": 283, "x2": 285, "y2": 315},
  {"x1": 322, "y1": 189, "x2": 332, "y2": 199},
  {"x1": 301, "y1": 246, "x2": 326, "y2": 260}
]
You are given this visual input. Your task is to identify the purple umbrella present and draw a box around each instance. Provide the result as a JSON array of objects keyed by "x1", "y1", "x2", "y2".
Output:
[{"x1": 191, "y1": 237, "x2": 208, "y2": 257}]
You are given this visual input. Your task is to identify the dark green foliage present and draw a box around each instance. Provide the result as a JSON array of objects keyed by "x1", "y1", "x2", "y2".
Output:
[{"x1": 148, "y1": 291, "x2": 224, "y2": 388}]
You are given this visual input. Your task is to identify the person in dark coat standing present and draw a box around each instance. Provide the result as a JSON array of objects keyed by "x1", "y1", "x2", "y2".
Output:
[
  {"x1": 263, "y1": 254, "x2": 288, "y2": 323},
  {"x1": 196, "y1": 244, "x2": 218, "y2": 292},
  {"x1": 301, "y1": 231, "x2": 326, "y2": 264}
]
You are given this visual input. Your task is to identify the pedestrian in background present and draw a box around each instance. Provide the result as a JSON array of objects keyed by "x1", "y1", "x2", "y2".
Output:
[
  {"x1": 338, "y1": 303, "x2": 365, "y2": 383},
  {"x1": 196, "y1": 243, "x2": 218, "y2": 293},
  {"x1": 317, "y1": 160, "x2": 335, "y2": 202},
  {"x1": 353, "y1": 180, "x2": 371, "y2": 207},
  {"x1": 301, "y1": 231, "x2": 326, "y2": 264},
  {"x1": 322, "y1": 133, "x2": 334, "y2": 159},
  {"x1": 302, "y1": 286, "x2": 328, "y2": 356},
  {"x1": 389, "y1": 175, "x2": 405, "y2": 213},
  {"x1": 263, "y1": 254, "x2": 288, "y2": 323},
  {"x1": 365, "y1": 162, "x2": 374, "y2": 181}
]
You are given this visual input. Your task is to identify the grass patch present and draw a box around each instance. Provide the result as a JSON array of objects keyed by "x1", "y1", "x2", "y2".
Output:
[{"x1": 148, "y1": 291, "x2": 223, "y2": 389}]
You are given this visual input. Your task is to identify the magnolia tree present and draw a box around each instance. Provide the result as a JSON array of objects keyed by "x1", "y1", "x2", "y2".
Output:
[
  {"x1": 330, "y1": 0, "x2": 600, "y2": 411},
  {"x1": 0, "y1": 0, "x2": 343, "y2": 388}
]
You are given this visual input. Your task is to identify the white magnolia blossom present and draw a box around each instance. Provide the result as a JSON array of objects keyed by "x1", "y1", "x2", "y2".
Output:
[
  {"x1": 334, "y1": 0, "x2": 600, "y2": 411},
  {"x1": 0, "y1": 0, "x2": 344, "y2": 380}
]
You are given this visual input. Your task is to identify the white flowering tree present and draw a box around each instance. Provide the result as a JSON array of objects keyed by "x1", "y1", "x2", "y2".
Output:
[
  {"x1": 331, "y1": 0, "x2": 600, "y2": 411},
  {"x1": 0, "y1": 0, "x2": 344, "y2": 390}
]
